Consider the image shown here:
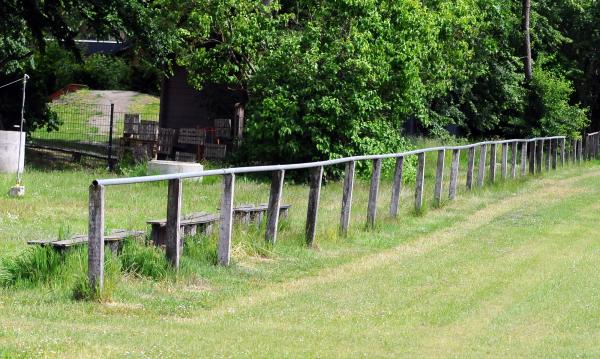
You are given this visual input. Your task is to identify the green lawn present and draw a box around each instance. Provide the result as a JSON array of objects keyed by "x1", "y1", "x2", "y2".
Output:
[{"x1": 0, "y1": 155, "x2": 599, "y2": 357}]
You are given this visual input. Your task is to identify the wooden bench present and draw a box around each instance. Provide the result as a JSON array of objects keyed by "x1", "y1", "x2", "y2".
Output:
[
  {"x1": 27, "y1": 229, "x2": 144, "y2": 253},
  {"x1": 146, "y1": 212, "x2": 218, "y2": 247},
  {"x1": 232, "y1": 204, "x2": 291, "y2": 225}
]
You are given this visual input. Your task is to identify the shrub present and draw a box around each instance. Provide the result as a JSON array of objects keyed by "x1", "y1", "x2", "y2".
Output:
[{"x1": 530, "y1": 65, "x2": 589, "y2": 138}]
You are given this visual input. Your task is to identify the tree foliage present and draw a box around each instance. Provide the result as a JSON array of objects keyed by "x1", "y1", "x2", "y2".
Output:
[{"x1": 1, "y1": 0, "x2": 598, "y2": 173}]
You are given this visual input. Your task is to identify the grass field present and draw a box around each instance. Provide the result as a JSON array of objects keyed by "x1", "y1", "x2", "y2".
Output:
[{"x1": 0, "y1": 154, "x2": 599, "y2": 357}]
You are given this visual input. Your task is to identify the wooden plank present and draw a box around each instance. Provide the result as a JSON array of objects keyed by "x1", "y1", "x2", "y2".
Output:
[
  {"x1": 489, "y1": 143, "x2": 497, "y2": 182},
  {"x1": 578, "y1": 139, "x2": 583, "y2": 164},
  {"x1": 448, "y1": 149, "x2": 460, "y2": 200},
  {"x1": 88, "y1": 184, "x2": 105, "y2": 291},
  {"x1": 265, "y1": 170, "x2": 285, "y2": 244},
  {"x1": 520, "y1": 141, "x2": 528, "y2": 177},
  {"x1": 218, "y1": 174, "x2": 235, "y2": 265},
  {"x1": 415, "y1": 153, "x2": 425, "y2": 212},
  {"x1": 510, "y1": 142, "x2": 518, "y2": 178},
  {"x1": 166, "y1": 179, "x2": 182, "y2": 268},
  {"x1": 529, "y1": 140, "x2": 536, "y2": 174},
  {"x1": 306, "y1": 166, "x2": 323, "y2": 246},
  {"x1": 477, "y1": 144, "x2": 487, "y2": 187},
  {"x1": 389, "y1": 157, "x2": 404, "y2": 218},
  {"x1": 466, "y1": 147, "x2": 475, "y2": 190},
  {"x1": 367, "y1": 159, "x2": 382, "y2": 228},
  {"x1": 340, "y1": 161, "x2": 355, "y2": 235},
  {"x1": 433, "y1": 149, "x2": 445, "y2": 207},
  {"x1": 501, "y1": 143, "x2": 508, "y2": 179}
]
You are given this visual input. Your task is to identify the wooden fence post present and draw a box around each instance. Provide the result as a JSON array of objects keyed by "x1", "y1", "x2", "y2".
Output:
[
  {"x1": 477, "y1": 144, "x2": 487, "y2": 187},
  {"x1": 520, "y1": 142, "x2": 528, "y2": 176},
  {"x1": 560, "y1": 138, "x2": 565, "y2": 167},
  {"x1": 448, "y1": 149, "x2": 460, "y2": 200},
  {"x1": 466, "y1": 147, "x2": 475, "y2": 190},
  {"x1": 218, "y1": 174, "x2": 235, "y2": 266},
  {"x1": 578, "y1": 139, "x2": 583, "y2": 164},
  {"x1": 166, "y1": 178, "x2": 182, "y2": 268},
  {"x1": 340, "y1": 161, "x2": 355, "y2": 235},
  {"x1": 546, "y1": 140, "x2": 552, "y2": 171},
  {"x1": 536, "y1": 139, "x2": 543, "y2": 173},
  {"x1": 552, "y1": 139, "x2": 558, "y2": 169},
  {"x1": 501, "y1": 143, "x2": 508, "y2": 179},
  {"x1": 511, "y1": 142, "x2": 518, "y2": 178},
  {"x1": 585, "y1": 135, "x2": 590, "y2": 160},
  {"x1": 572, "y1": 139, "x2": 577, "y2": 164},
  {"x1": 265, "y1": 170, "x2": 285, "y2": 244},
  {"x1": 433, "y1": 149, "x2": 445, "y2": 207},
  {"x1": 389, "y1": 157, "x2": 404, "y2": 218},
  {"x1": 306, "y1": 166, "x2": 323, "y2": 246},
  {"x1": 529, "y1": 140, "x2": 536, "y2": 174},
  {"x1": 88, "y1": 184, "x2": 105, "y2": 291},
  {"x1": 367, "y1": 159, "x2": 382, "y2": 228},
  {"x1": 489, "y1": 143, "x2": 497, "y2": 182},
  {"x1": 415, "y1": 153, "x2": 425, "y2": 212}
]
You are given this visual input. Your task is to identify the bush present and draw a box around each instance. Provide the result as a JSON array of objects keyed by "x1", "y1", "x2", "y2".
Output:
[
  {"x1": 530, "y1": 65, "x2": 589, "y2": 138},
  {"x1": 80, "y1": 54, "x2": 132, "y2": 90}
]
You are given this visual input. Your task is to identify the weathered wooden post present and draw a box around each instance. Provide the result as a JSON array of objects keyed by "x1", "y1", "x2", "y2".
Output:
[
  {"x1": 552, "y1": 139, "x2": 558, "y2": 169},
  {"x1": 449, "y1": 149, "x2": 460, "y2": 200},
  {"x1": 166, "y1": 179, "x2": 182, "y2": 268},
  {"x1": 535, "y1": 139, "x2": 543, "y2": 173},
  {"x1": 529, "y1": 140, "x2": 536, "y2": 174},
  {"x1": 389, "y1": 157, "x2": 404, "y2": 218},
  {"x1": 578, "y1": 139, "x2": 583, "y2": 164},
  {"x1": 546, "y1": 140, "x2": 552, "y2": 171},
  {"x1": 520, "y1": 142, "x2": 528, "y2": 176},
  {"x1": 265, "y1": 170, "x2": 285, "y2": 243},
  {"x1": 511, "y1": 141, "x2": 518, "y2": 178},
  {"x1": 560, "y1": 138, "x2": 565, "y2": 167},
  {"x1": 501, "y1": 143, "x2": 508, "y2": 179},
  {"x1": 433, "y1": 149, "x2": 445, "y2": 207},
  {"x1": 477, "y1": 144, "x2": 487, "y2": 187},
  {"x1": 306, "y1": 166, "x2": 323, "y2": 246},
  {"x1": 367, "y1": 159, "x2": 382, "y2": 228},
  {"x1": 88, "y1": 184, "x2": 105, "y2": 291},
  {"x1": 218, "y1": 174, "x2": 235, "y2": 266},
  {"x1": 466, "y1": 147, "x2": 475, "y2": 190},
  {"x1": 340, "y1": 161, "x2": 355, "y2": 235},
  {"x1": 584, "y1": 135, "x2": 590, "y2": 160},
  {"x1": 489, "y1": 143, "x2": 497, "y2": 182},
  {"x1": 415, "y1": 153, "x2": 425, "y2": 212}
]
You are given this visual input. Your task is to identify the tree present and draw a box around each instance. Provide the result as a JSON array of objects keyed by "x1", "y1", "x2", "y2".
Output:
[
  {"x1": 523, "y1": 0, "x2": 533, "y2": 82},
  {"x1": 0, "y1": 0, "x2": 176, "y2": 130}
]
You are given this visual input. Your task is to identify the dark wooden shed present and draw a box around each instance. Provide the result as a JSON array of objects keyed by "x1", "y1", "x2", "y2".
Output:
[{"x1": 159, "y1": 66, "x2": 247, "y2": 139}]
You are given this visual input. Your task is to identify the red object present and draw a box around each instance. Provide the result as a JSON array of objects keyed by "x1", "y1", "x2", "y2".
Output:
[{"x1": 48, "y1": 84, "x2": 89, "y2": 101}]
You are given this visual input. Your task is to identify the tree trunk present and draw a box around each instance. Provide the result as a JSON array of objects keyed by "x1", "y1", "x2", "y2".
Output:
[{"x1": 522, "y1": 0, "x2": 533, "y2": 82}]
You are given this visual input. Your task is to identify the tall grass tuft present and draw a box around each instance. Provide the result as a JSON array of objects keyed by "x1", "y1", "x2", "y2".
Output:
[
  {"x1": 119, "y1": 237, "x2": 170, "y2": 279},
  {"x1": 71, "y1": 249, "x2": 121, "y2": 301},
  {"x1": 0, "y1": 246, "x2": 64, "y2": 287}
]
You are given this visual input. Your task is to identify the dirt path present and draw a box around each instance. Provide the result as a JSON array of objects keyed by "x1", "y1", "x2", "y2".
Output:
[{"x1": 87, "y1": 90, "x2": 139, "y2": 134}]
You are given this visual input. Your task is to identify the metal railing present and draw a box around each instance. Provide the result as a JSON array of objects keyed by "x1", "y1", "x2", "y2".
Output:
[{"x1": 88, "y1": 136, "x2": 579, "y2": 290}]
